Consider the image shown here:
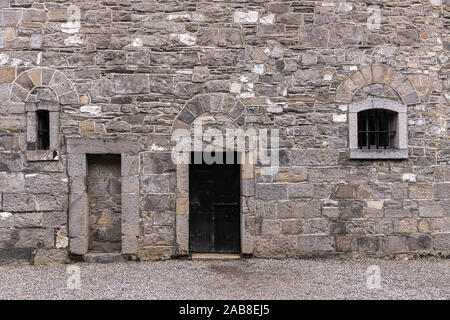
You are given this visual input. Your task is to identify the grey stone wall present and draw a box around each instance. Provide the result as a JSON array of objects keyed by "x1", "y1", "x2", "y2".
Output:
[{"x1": 0, "y1": 0, "x2": 448, "y2": 264}]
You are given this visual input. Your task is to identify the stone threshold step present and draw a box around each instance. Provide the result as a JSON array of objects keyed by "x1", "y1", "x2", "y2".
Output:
[
  {"x1": 191, "y1": 253, "x2": 241, "y2": 260},
  {"x1": 83, "y1": 253, "x2": 125, "y2": 264}
]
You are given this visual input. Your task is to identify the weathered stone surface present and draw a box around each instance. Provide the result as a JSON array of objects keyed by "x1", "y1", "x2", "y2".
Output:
[
  {"x1": 256, "y1": 184, "x2": 287, "y2": 200},
  {"x1": 297, "y1": 235, "x2": 334, "y2": 252},
  {"x1": 0, "y1": 66, "x2": 15, "y2": 84},
  {"x1": 432, "y1": 233, "x2": 450, "y2": 251},
  {"x1": 386, "y1": 236, "x2": 408, "y2": 253},
  {"x1": 277, "y1": 200, "x2": 321, "y2": 219},
  {"x1": 138, "y1": 246, "x2": 173, "y2": 261},
  {"x1": 114, "y1": 74, "x2": 149, "y2": 94},
  {"x1": 407, "y1": 234, "x2": 432, "y2": 251},
  {"x1": 0, "y1": 1, "x2": 446, "y2": 263},
  {"x1": 357, "y1": 236, "x2": 382, "y2": 253},
  {"x1": 141, "y1": 152, "x2": 175, "y2": 174},
  {"x1": 33, "y1": 248, "x2": 70, "y2": 265},
  {"x1": 0, "y1": 248, "x2": 33, "y2": 265}
]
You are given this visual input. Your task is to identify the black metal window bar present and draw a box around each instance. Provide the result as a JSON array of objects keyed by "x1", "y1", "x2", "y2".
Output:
[
  {"x1": 37, "y1": 110, "x2": 50, "y2": 150},
  {"x1": 357, "y1": 109, "x2": 396, "y2": 149}
]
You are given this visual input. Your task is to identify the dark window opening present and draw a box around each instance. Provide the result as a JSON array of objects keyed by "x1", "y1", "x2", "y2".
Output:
[
  {"x1": 357, "y1": 109, "x2": 396, "y2": 149},
  {"x1": 37, "y1": 110, "x2": 50, "y2": 150}
]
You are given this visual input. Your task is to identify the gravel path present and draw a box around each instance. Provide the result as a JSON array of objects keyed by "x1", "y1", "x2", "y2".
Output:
[{"x1": 0, "y1": 258, "x2": 448, "y2": 299}]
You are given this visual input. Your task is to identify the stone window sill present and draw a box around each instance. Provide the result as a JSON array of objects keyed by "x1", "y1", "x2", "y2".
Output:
[
  {"x1": 349, "y1": 149, "x2": 408, "y2": 160},
  {"x1": 26, "y1": 150, "x2": 59, "y2": 162}
]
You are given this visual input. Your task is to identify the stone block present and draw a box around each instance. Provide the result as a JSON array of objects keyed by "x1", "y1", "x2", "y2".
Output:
[
  {"x1": 122, "y1": 193, "x2": 140, "y2": 236},
  {"x1": 121, "y1": 236, "x2": 138, "y2": 254},
  {"x1": 176, "y1": 197, "x2": 188, "y2": 215},
  {"x1": 13, "y1": 212, "x2": 42, "y2": 227},
  {"x1": 433, "y1": 183, "x2": 449, "y2": 199},
  {"x1": 42, "y1": 211, "x2": 66, "y2": 227},
  {"x1": 256, "y1": 184, "x2": 287, "y2": 200},
  {"x1": 407, "y1": 234, "x2": 431, "y2": 251},
  {"x1": 432, "y1": 233, "x2": 450, "y2": 251},
  {"x1": 0, "y1": 211, "x2": 13, "y2": 228},
  {"x1": 149, "y1": 75, "x2": 174, "y2": 94},
  {"x1": 336, "y1": 235, "x2": 358, "y2": 252},
  {"x1": 393, "y1": 218, "x2": 417, "y2": 234},
  {"x1": 122, "y1": 175, "x2": 139, "y2": 194},
  {"x1": 288, "y1": 183, "x2": 330, "y2": 199},
  {"x1": 114, "y1": 74, "x2": 148, "y2": 94},
  {"x1": 0, "y1": 172, "x2": 24, "y2": 192},
  {"x1": 138, "y1": 246, "x2": 173, "y2": 261},
  {"x1": 218, "y1": 28, "x2": 242, "y2": 47},
  {"x1": 0, "y1": 66, "x2": 15, "y2": 84},
  {"x1": 33, "y1": 248, "x2": 70, "y2": 265},
  {"x1": 418, "y1": 201, "x2": 445, "y2": 217},
  {"x1": 303, "y1": 218, "x2": 329, "y2": 234},
  {"x1": 338, "y1": 200, "x2": 364, "y2": 219},
  {"x1": 3, "y1": 193, "x2": 36, "y2": 212},
  {"x1": 357, "y1": 236, "x2": 383, "y2": 253},
  {"x1": 36, "y1": 194, "x2": 65, "y2": 211},
  {"x1": 0, "y1": 248, "x2": 33, "y2": 265},
  {"x1": 68, "y1": 193, "x2": 88, "y2": 238},
  {"x1": 386, "y1": 236, "x2": 408, "y2": 253},
  {"x1": 143, "y1": 194, "x2": 175, "y2": 211},
  {"x1": 268, "y1": 2, "x2": 291, "y2": 13},
  {"x1": 175, "y1": 213, "x2": 189, "y2": 254},
  {"x1": 141, "y1": 152, "x2": 175, "y2": 175},
  {"x1": 83, "y1": 253, "x2": 125, "y2": 263},
  {"x1": 299, "y1": 25, "x2": 328, "y2": 48},
  {"x1": 281, "y1": 219, "x2": 303, "y2": 235},
  {"x1": 277, "y1": 200, "x2": 321, "y2": 219},
  {"x1": 15, "y1": 228, "x2": 54, "y2": 248},
  {"x1": 67, "y1": 138, "x2": 140, "y2": 154},
  {"x1": 277, "y1": 13, "x2": 303, "y2": 25},
  {"x1": 409, "y1": 184, "x2": 433, "y2": 199},
  {"x1": 322, "y1": 207, "x2": 339, "y2": 218},
  {"x1": 70, "y1": 176, "x2": 86, "y2": 193},
  {"x1": 290, "y1": 150, "x2": 339, "y2": 166},
  {"x1": 242, "y1": 179, "x2": 255, "y2": 196},
  {"x1": 192, "y1": 66, "x2": 210, "y2": 83},
  {"x1": 67, "y1": 154, "x2": 86, "y2": 177},
  {"x1": 69, "y1": 237, "x2": 88, "y2": 255},
  {"x1": 25, "y1": 173, "x2": 68, "y2": 194},
  {"x1": 234, "y1": 10, "x2": 259, "y2": 23},
  {"x1": 297, "y1": 235, "x2": 334, "y2": 252},
  {"x1": 121, "y1": 155, "x2": 139, "y2": 176}
]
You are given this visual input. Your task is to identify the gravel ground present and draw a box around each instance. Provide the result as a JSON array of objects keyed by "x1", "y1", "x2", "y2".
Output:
[{"x1": 0, "y1": 258, "x2": 448, "y2": 300}]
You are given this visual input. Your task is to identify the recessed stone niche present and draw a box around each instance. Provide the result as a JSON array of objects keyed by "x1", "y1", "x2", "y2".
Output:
[{"x1": 87, "y1": 154, "x2": 122, "y2": 253}]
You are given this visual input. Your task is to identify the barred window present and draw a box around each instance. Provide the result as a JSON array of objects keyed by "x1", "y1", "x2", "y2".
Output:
[
  {"x1": 349, "y1": 98, "x2": 407, "y2": 159},
  {"x1": 357, "y1": 109, "x2": 396, "y2": 150}
]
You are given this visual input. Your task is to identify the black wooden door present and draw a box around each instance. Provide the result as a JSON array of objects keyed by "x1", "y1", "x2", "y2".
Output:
[{"x1": 189, "y1": 152, "x2": 240, "y2": 253}]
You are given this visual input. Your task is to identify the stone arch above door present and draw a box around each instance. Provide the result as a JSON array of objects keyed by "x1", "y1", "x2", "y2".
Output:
[
  {"x1": 171, "y1": 93, "x2": 246, "y2": 133},
  {"x1": 172, "y1": 93, "x2": 255, "y2": 256},
  {"x1": 10, "y1": 67, "x2": 80, "y2": 105},
  {"x1": 335, "y1": 65, "x2": 420, "y2": 106}
]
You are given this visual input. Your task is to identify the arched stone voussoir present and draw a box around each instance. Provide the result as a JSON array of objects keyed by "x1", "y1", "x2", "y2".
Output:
[
  {"x1": 335, "y1": 64, "x2": 420, "y2": 105},
  {"x1": 10, "y1": 67, "x2": 80, "y2": 105},
  {"x1": 171, "y1": 93, "x2": 246, "y2": 133}
]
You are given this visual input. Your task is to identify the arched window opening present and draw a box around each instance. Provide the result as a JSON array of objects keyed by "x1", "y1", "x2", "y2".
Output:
[
  {"x1": 37, "y1": 110, "x2": 50, "y2": 150},
  {"x1": 357, "y1": 109, "x2": 396, "y2": 150}
]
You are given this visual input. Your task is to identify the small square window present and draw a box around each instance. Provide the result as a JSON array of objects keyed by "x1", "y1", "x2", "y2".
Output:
[
  {"x1": 349, "y1": 98, "x2": 408, "y2": 159},
  {"x1": 357, "y1": 109, "x2": 396, "y2": 150}
]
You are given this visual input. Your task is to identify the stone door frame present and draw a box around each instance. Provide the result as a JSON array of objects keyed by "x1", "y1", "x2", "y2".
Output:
[
  {"x1": 174, "y1": 151, "x2": 255, "y2": 256},
  {"x1": 67, "y1": 138, "x2": 140, "y2": 256},
  {"x1": 171, "y1": 93, "x2": 255, "y2": 256}
]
